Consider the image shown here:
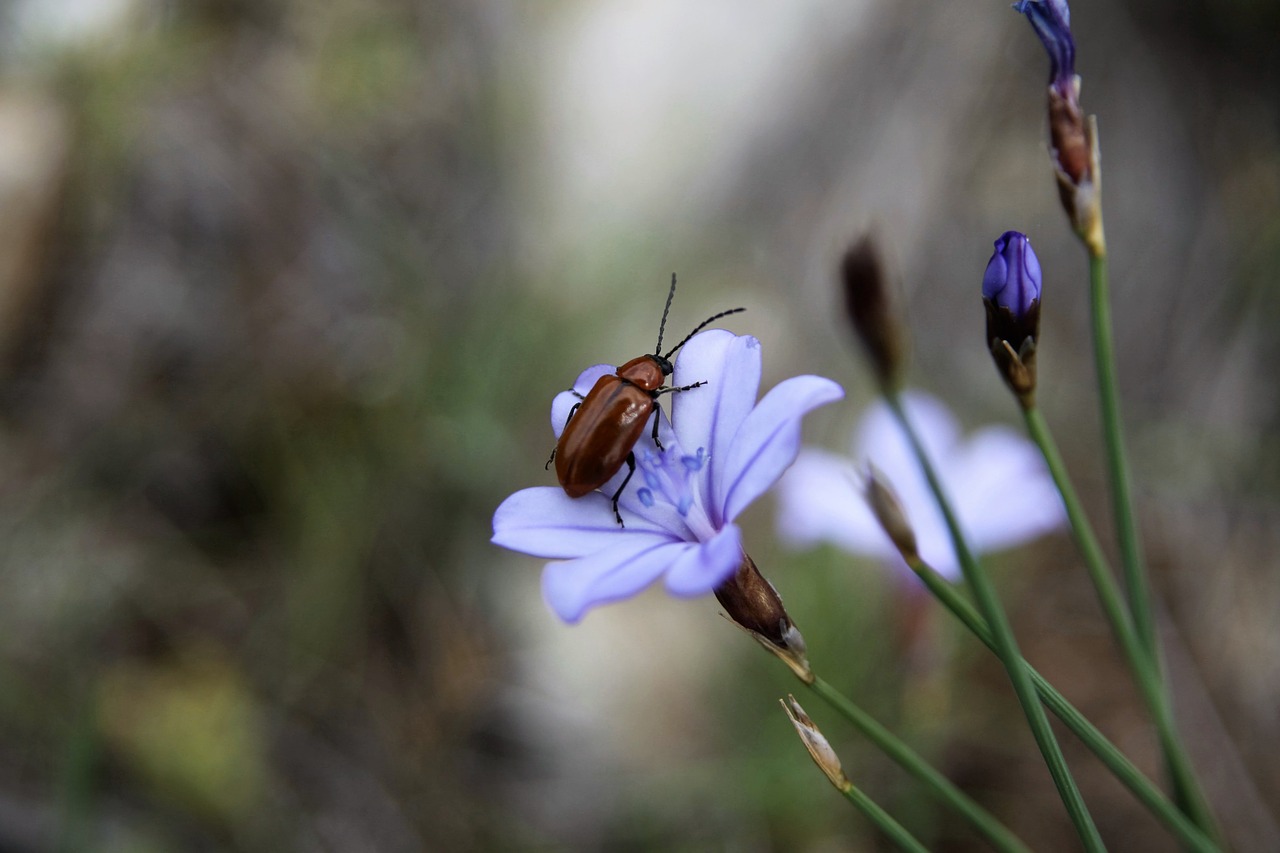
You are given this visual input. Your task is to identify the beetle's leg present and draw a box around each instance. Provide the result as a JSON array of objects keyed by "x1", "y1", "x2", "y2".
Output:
[
  {"x1": 656, "y1": 380, "x2": 707, "y2": 396},
  {"x1": 649, "y1": 381, "x2": 706, "y2": 451},
  {"x1": 651, "y1": 402, "x2": 665, "y2": 451},
  {"x1": 545, "y1": 401, "x2": 582, "y2": 469},
  {"x1": 610, "y1": 452, "x2": 636, "y2": 526}
]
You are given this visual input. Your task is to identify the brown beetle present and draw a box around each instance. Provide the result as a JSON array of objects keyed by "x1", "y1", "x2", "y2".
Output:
[{"x1": 547, "y1": 274, "x2": 744, "y2": 525}]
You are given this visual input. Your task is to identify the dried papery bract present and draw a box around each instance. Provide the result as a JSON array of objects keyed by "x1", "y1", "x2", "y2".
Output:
[
  {"x1": 781, "y1": 695, "x2": 850, "y2": 791},
  {"x1": 715, "y1": 553, "x2": 812, "y2": 683},
  {"x1": 841, "y1": 234, "x2": 906, "y2": 391}
]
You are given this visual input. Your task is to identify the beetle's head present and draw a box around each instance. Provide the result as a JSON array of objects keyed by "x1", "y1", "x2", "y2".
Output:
[{"x1": 650, "y1": 353, "x2": 674, "y2": 376}]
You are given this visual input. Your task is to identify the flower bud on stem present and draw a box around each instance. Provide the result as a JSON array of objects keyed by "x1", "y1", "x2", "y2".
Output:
[
  {"x1": 1013, "y1": 1, "x2": 1105, "y2": 252},
  {"x1": 715, "y1": 553, "x2": 812, "y2": 683},
  {"x1": 863, "y1": 465, "x2": 919, "y2": 565},
  {"x1": 841, "y1": 233, "x2": 906, "y2": 392},
  {"x1": 982, "y1": 231, "x2": 1043, "y2": 408}
]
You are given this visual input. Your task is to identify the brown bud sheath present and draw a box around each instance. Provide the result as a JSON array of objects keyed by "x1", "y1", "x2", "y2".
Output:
[
  {"x1": 841, "y1": 234, "x2": 905, "y2": 390},
  {"x1": 715, "y1": 553, "x2": 811, "y2": 682},
  {"x1": 1048, "y1": 82, "x2": 1090, "y2": 187},
  {"x1": 984, "y1": 297, "x2": 1040, "y2": 408},
  {"x1": 1049, "y1": 86, "x2": 1104, "y2": 255}
]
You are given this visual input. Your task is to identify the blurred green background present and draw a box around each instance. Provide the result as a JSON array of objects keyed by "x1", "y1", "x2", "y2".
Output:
[{"x1": 0, "y1": 0, "x2": 1277, "y2": 850}]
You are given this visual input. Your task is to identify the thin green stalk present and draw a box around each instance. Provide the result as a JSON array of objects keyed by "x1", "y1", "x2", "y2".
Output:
[
  {"x1": 806, "y1": 676, "x2": 1032, "y2": 853},
  {"x1": 57, "y1": 692, "x2": 97, "y2": 853},
  {"x1": 1087, "y1": 249, "x2": 1156, "y2": 658},
  {"x1": 838, "y1": 779, "x2": 932, "y2": 853},
  {"x1": 907, "y1": 556, "x2": 1219, "y2": 853},
  {"x1": 1024, "y1": 405, "x2": 1220, "y2": 840},
  {"x1": 886, "y1": 391, "x2": 1105, "y2": 852}
]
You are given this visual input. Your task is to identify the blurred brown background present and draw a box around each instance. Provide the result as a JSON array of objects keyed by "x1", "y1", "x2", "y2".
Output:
[{"x1": 0, "y1": 0, "x2": 1276, "y2": 850}]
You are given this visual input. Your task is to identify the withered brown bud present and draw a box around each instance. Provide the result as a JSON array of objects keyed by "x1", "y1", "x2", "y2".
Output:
[
  {"x1": 715, "y1": 553, "x2": 811, "y2": 682},
  {"x1": 840, "y1": 234, "x2": 905, "y2": 390},
  {"x1": 864, "y1": 465, "x2": 920, "y2": 564}
]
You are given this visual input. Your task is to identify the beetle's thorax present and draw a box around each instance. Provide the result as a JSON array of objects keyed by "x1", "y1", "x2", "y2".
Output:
[{"x1": 616, "y1": 354, "x2": 670, "y2": 392}]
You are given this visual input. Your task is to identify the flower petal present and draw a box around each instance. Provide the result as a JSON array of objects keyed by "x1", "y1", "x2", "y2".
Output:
[
  {"x1": 662, "y1": 524, "x2": 743, "y2": 597},
  {"x1": 856, "y1": 391, "x2": 959, "y2": 473},
  {"x1": 1014, "y1": 0, "x2": 1075, "y2": 88},
  {"x1": 541, "y1": 538, "x2": 691, "y2": 623},
  {"x1": 775, "y1": 449, "x2": 897, "y2": 559},
  {"x1": 550, "y1": 363, "x2": 616, "y2": 438},
  {"x1": 720, "y1": 375, "x2": 844, "y2": 523},
  {"x1": 947, "y1": 426, "x2": 1066, "y2": 552},
  {"x1": 778, "y1": 390, "x2": 1061, "y2": 583},
  {"x1": 671, "y1": 331, "x2": 761, "y2": 510},
  {"x1": 492, "y1": 487, "x2": 670, "y2": 558}
]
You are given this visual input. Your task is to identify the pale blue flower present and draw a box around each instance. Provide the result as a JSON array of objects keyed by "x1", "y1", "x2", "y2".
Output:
[
  {"x1": 494, "y1": 330, "x2": 843, "y2": 623},
  {"x1": 777, "y1": 390, "x2": 1065, "y2": 579}
]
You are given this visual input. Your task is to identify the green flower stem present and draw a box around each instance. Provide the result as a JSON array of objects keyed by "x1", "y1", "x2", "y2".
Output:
[
  {"x1": 806, "y1": 676, "x2": 1032, "y2": 853},
  {"x1": 1087, "y1": 248, "x2": 1156, "y2": 659},
  {"x1": 906, "y1": 555, "x2": 1219, "y2": 853},
  {"x1": 1023, "y1": 404, "x2": 1220, "y2": 841},
  {"x1": 885, "y1": 390, "x2": 1105, "y2": 852},
  {"x1": 836, "y1": 777, "x2": 932, "y2": 853},
  {"x1": 56, "y1": 688, "x2": 97, "y2": 853}
]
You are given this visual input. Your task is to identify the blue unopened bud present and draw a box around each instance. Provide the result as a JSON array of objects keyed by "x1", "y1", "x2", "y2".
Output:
[
  {"x1": 1013, "y1": 0, "x2": 1075, "y2": 94},
  {"x1": 982, "y1": 231, "x2": 1042, "y2": 406},
  {"x1": 983, "y1": 231, "x2": 1042, "y2": 320}
]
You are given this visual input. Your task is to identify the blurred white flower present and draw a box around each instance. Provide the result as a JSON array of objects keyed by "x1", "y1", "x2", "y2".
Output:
[{"x1": 776, "y1": 390, "x2": 1065, "y2": 579}]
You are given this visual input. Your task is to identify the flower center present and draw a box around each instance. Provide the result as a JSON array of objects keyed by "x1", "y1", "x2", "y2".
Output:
[{"x1": 635, "y1": 446, "x2": 717, "y2": 540}]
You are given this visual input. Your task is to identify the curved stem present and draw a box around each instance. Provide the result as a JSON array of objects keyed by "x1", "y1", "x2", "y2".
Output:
[
  {"x1": 1088, "y1": 249, "x2": 1156, "y2": 657},
  {"x1": 885, "y1": 391, "x2": 1105, "y2": 852},
  {"x1": 838, "y1": 778, "x2": 932, "y2": 853},
  {"x1": 805, "y1": 677, "x2": 1032, "y2": 853},
  {"x1": 907, "y1": 556, "x2": 1219, "y2": 852},
  {"x1": 1025, "y1": 403, "x2": 1220, "y2": 841}
]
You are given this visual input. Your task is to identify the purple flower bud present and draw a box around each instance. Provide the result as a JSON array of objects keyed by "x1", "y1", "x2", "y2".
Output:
[
  {"x1": 982, "y1": 231, "x2": 1042, "y2": 405},
  {"x1": 983, "y1": 231, "x2": 1042, "y2": 320},
  {"x1": 1013, "y1": 0, "x2": 1075, "y2": 95}
]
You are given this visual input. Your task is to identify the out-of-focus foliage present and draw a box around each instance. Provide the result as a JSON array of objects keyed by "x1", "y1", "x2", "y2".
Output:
[{"x1": 0, "y1": 0, "x2": 1276, "y2": 850}]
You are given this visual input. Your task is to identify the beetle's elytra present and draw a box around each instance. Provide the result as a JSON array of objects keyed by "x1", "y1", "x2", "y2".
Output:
[{"x1": 547, "y1": 274, "x2": 744, "y2": 525}]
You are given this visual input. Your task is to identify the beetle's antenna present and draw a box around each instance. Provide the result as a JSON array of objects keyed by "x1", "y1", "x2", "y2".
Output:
[
  {"x1": 655, "y1": 273, "x2": 678, "y2": 355},
  {"x1": 664, "y1": 307, "x2": 746, "y2": 360}
]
